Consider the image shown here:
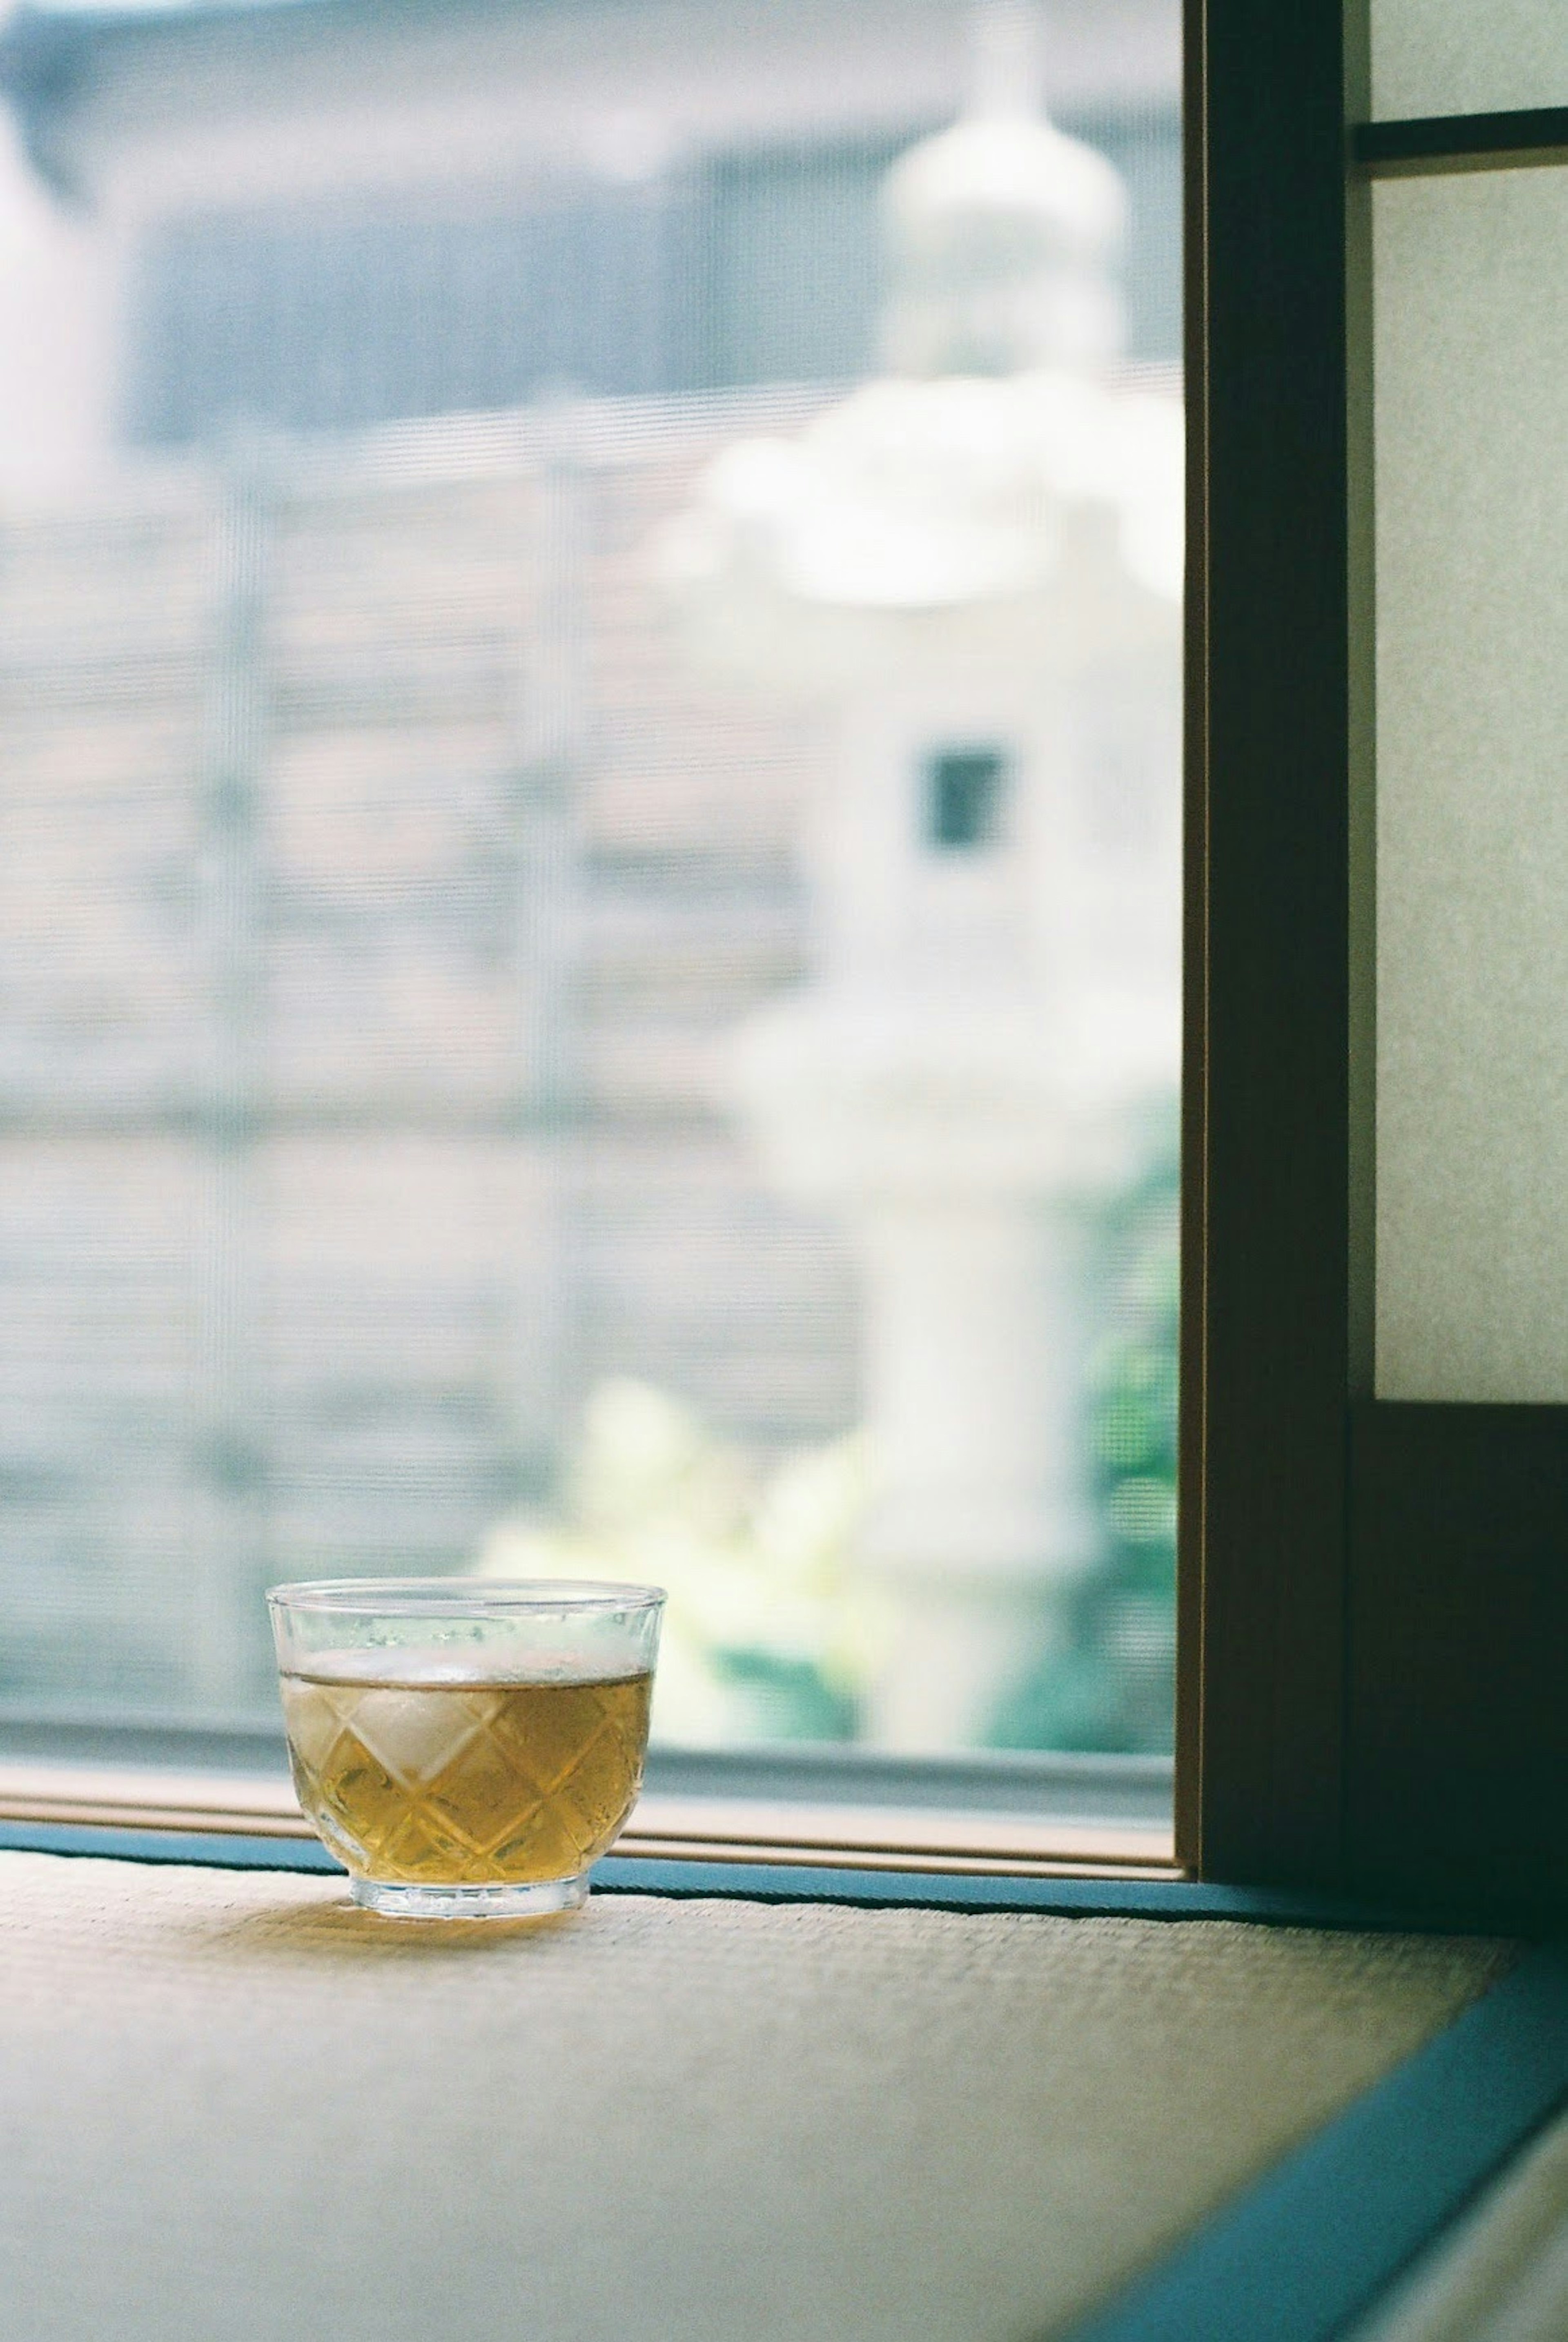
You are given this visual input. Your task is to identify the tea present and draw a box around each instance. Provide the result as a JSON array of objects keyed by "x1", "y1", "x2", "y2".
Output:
[{"x1": 280, "y1": 1660, "x2": 652, "y2": 1886}]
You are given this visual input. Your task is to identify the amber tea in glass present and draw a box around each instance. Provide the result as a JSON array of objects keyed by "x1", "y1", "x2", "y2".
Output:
[{"x1": 268, "y1": 1579, "x2": 664, "y2": 1919}]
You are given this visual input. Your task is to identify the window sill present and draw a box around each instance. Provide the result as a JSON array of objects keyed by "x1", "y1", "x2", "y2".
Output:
[{"x1": 0, "y1": 1756, "x2": 1177, "y2": 1880}]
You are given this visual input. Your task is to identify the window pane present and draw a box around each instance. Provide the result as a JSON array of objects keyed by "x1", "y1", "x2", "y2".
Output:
[
  {"x1": 1370, "y1": 0, "x2": 1568, "y2": 120},
  {"x1": 0, "y1": 0, "x2": 1180, "y2": 1770},
  {"x1": 1375, "y1": 166, "x2": 1568, "y2": 1399}
]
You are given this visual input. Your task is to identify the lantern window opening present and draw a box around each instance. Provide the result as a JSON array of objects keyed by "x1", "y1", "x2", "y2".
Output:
[{"x1": 925, "y1": 743, "x2": 1010, "y2": 851}]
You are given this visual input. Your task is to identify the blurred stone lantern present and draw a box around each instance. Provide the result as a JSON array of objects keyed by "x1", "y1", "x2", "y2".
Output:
[{"x1": 657, "y1": 2, "x2": 1182, "y2": 1747}]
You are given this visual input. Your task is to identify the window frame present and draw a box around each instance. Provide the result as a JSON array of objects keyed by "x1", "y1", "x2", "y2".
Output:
[
  {"x1": 18, "y1": 0, "x2": 1557, "y2": 1905},
  {"x1": 1176, "y1": 0, "x2": 1357, "y2": 1888},
  {"x1": 1181, "y1": 0, "x2": 1568, "y2": 1914},
  {"x1": 0, "y1": 2, "x2": 1189, "y2": 1868}
]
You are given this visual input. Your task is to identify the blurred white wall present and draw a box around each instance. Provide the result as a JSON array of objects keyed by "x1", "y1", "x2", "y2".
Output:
[{"x1": 0, "y1": 73, "x2": 119, "y2": 495}]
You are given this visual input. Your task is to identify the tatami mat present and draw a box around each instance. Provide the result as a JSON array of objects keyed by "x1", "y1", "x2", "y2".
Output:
[{"x1": 0, "y1": 1850, "x2": 1512, "y2": 2342}]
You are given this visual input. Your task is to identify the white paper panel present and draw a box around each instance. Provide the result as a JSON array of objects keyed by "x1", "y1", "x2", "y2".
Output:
[
  {"x1": 1376, "y1": 167, "x2": 1568, "y2": 1398},
  {"x1": 1371, "y1": 0, "x2": 1568, "y2": 120}
]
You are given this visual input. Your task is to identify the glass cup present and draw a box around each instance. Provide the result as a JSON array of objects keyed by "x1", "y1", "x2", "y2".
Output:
[{"x1": 267, "y1": 1578, "x2": 664, "y2": 1920}]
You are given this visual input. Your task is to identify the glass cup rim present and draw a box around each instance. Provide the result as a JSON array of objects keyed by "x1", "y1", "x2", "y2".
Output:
[{"x1": 266, "y1": 1575, "x2": 666, "y2": 1618}]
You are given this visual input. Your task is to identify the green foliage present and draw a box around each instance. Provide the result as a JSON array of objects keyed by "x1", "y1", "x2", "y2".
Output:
[
  {"x1": 992, "y1": 1136, "x2": 1180, "y2": 1754},
  {"x1": 479, "y1": 1130, "x2": 1181, "y2": 1754},
  {"x1": 479, "y1": 1379, "x2": 878, "y2": 1745}
]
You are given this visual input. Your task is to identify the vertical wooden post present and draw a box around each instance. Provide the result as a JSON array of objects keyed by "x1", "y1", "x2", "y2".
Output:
[{"x1": 1177, "y1": 0, "x2": 1353, "y2": 1884}]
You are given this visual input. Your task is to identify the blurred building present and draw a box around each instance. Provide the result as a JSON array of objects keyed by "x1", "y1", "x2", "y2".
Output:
[
  {"x1": 0, "y1": 0, "x2": 1181, "y2": 1738},
  {"x1": 0, "y1": 0, "x2": 1177, "y2": 483}
]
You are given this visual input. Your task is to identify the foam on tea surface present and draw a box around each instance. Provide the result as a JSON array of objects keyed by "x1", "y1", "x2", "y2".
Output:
[{"x1": 279, "y1": 1649, "x2": 652, "y2": 1886}]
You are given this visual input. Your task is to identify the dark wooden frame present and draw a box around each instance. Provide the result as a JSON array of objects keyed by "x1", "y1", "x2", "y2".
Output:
[
  {"x1": 1180, "y1": 1, "x2": 1568, "y2": 1907},
  {"x1": 1178, "y1": 0, "x2": 1355, "y2": 1887}
]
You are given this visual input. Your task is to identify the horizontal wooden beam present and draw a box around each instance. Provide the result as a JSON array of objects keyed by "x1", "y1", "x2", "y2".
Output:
[{"x1": 1354, "y1": 109, "x2": 1568, "y2": 176}]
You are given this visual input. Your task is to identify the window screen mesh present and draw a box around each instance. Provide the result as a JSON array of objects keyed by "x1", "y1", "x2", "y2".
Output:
[{"x1": 0, "y1": 0, "x2": 1180, "y2": 1756}]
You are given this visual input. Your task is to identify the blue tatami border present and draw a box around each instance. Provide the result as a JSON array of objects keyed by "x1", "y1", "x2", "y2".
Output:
[
  {"x1": 0, "y1": 1816, "x2": 1528, "y2": 1932},
  {"x1": 1059, "y1": 1941, "x2": 1568, "y2": 2342}
]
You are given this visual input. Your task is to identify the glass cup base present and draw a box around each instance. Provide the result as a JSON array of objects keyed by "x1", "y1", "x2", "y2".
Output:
[{"x1": 349, "y1": 1874, "x2": 590, "y2": 1922}]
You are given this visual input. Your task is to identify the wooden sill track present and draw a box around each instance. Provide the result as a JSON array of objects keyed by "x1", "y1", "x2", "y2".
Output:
[{"x1": 0, "y1": 1758, "x2": 1178, "y2": 1883}]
